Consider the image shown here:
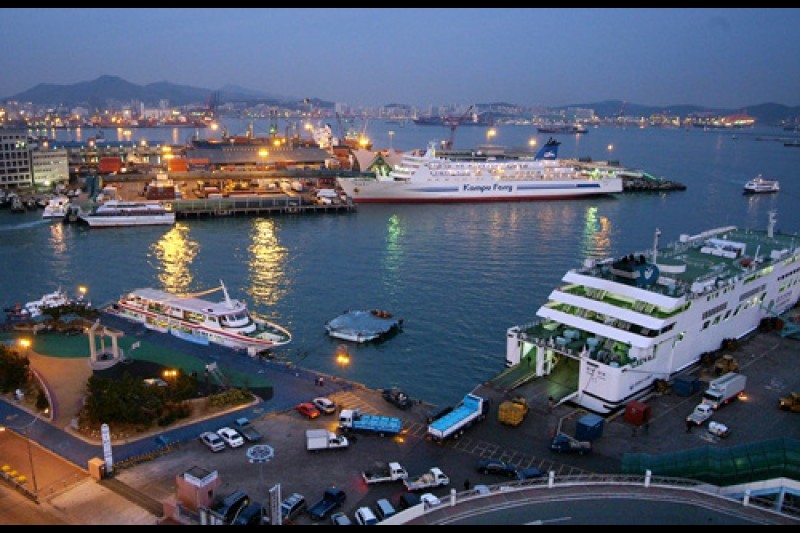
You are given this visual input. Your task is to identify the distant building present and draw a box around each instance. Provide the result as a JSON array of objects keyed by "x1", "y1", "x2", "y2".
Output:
[
  {"x1": 30, "y1": 143, "x2": 69, "y2": 189},
  {"x1": 721, "y1": 113, "x2": 756, "y2": 128},
  {"x1": 0, "y1": 128, "x2": 33, "y2": 188}
]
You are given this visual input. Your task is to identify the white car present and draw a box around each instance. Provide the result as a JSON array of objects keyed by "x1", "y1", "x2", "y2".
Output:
[
  {"x1": 312, "y1": 397, "x2": 336, "y2": 415},
  {"x1": 354, "y1": 506, "x2": 378, "y2": 526},
  {"x1": 216, "y1": 427, "x2": 245, "y2": 448},
  {"x1": 420, "y1": 493, "x2": 441, "y2": 507},
  {"x1": 199, "y1": 431, "x2": 225, "y2": 452}
]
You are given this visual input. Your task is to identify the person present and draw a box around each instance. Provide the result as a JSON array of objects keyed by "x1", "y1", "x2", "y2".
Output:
[
  {"x1": 547, "y1": 396, "x2": 554, "y2": 413},
  {"x1": 686, "y1": 419, "x2": 693, "y2": 433},
  {"x1": 464, "y1": 479, "x2": 471, "y2": 491}
]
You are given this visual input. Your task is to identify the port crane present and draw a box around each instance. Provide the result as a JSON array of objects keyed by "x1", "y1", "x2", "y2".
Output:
[{"x1": 441, "y1": 105, "x2": 474, "y2": 150}]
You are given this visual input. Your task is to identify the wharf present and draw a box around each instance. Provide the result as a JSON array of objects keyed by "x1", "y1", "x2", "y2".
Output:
[{"x1": 170, "y1": 195, "x2": 355, "y2": 219}]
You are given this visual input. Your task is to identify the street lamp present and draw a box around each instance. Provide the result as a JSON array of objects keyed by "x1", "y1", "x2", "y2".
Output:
[
  {"x1": 18, "y1": 338, "x2": 31, "y2": 355},
  {"x1": 388, "y1": 130, "x2": 395, "y2": 150},
  {"x1": 335, "y1": 344, "x2": 350, "y2": 368},
  {"x1": 486, "y1": 128, "x2": 496, "y2": 144},
  {"x1": 529, "y1": 138, "x2": 537, "y2": 151}
]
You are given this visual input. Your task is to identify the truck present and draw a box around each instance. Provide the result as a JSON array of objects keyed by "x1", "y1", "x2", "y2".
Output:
[
  {"x1": 779, "y1": 391, "x2": 800, "y2": 412},
  {"x1": 338, "y1": 408, "x2": 403, "y2": 437},
  {"x1": 307, "y1": 486, "x2": 346, "y2": 521},
  {"x1": 382, "y1": 387, "x2": 413, "y2": 410},
  {"x1": 497, "y1": 396, "x2": 529, "y2": 426},
  {"x1": 402, "y1": 467, "x2": 450, "y2": 491},
  {"x1": 549, "y1": 433, "x2": 593, "y2": 455},
  {"x1": 427, "y1": 393, "x2": 489, "y2": 442},
  {"x1": 305, "y1": 429, "x2": 349, "y2": 452},
  {"x1": 361, "y1": 461, "x2": 409, "y2": 484},
  {"x1": 686, "y1": 402, "x2": 714, "y2": 426},
  {"x1": 234, "y1": 417, "x2": 263, "y2": 442},
  {"x1": 701, "y1": 372, "x2": 747, "y2": 410}
]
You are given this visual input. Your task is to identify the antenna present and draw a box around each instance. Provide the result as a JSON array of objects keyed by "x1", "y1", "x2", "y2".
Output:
[{"x1": 220, "y1": 279, "x2": 233, "y2": 309}]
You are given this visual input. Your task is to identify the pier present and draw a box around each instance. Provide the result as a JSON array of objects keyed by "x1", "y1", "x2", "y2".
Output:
[{"x1": 171, "y1": 195, "x2": 355, "y2": 219}]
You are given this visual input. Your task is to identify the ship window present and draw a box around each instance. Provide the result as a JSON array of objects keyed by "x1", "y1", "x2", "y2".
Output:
[{"x1": 702, "y1": 321, "x2": 710, "y2": 330}]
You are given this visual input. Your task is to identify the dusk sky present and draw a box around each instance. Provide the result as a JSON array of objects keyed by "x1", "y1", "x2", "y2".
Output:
[{"x1": 2, "y1": 8, "x2": 799, "y2": 109}]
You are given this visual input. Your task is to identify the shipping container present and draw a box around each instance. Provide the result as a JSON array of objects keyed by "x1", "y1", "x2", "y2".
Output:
[
  {"x1": 99, "y1": 157, "x2": 122, "y2": 174},
  {"x1": 623, "y1": 400, "x2": 652, "y2": 427},
  {"x1": 672, "y1": 375, "x2": 702, "y2": 397},
  {"x1": 575, "y1": 413, "x2": 604, "y2": 441}
]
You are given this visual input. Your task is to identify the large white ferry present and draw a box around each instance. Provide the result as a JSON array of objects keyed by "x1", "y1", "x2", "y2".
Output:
[
  {"x1": 78, "y1": 200, "x2": 176, "y2": 227},
  {"x1": 109, "y1": 281, "x2": 291, "y2": 354},
  {"x1": 336, "y1": 138, "x2": 622, "y2": 203},
  {"x1": 505, "y1": 211, "x2": 800, "y2": 414}
]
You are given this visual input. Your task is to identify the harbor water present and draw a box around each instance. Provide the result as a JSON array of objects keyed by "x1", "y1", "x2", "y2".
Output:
[{"x1": 2, "y1": 122, "x2": 799, "y2": 407}]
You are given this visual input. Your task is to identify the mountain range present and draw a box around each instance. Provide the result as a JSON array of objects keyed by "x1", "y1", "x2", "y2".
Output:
[{"x1": 3, "y1": 76, "x2": 798, "y2": 125}]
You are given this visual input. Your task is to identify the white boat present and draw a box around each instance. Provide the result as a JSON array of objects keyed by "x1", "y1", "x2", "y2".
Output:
[
  {"x1": 505, "y1": 211, "x2": 800, "y2": 415},
  {"x1": 24, "y1": 288, "x2": 73, "y2": 318},
  {"x1": 336, "y1": 138, "x2": 622, "y2": 203},
  {"x1": 109, "y1": 280, "x2": 291, "y2": 354},
  {"x1": 743, "y1": 175, "x2": 779, "y2": 194},
  {"x1": 78, "y1": 200, "x2": 175, "y2": 227},
  {"x1": 42, "y1": 195, "x2": 71, "y2": 219},
  {"x1": 325, "y1": 309, "x2": 403, "y2": 343}
]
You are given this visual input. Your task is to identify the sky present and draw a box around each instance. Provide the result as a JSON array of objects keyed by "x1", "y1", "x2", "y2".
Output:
[{"x1": 1, "y1": 8, "x2": 799, "y2": 109}]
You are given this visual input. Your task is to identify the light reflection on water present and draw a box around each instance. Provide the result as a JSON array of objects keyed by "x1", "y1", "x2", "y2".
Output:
[{"x1": 151, "y1": 223, "x2": 198, "y2": 294}]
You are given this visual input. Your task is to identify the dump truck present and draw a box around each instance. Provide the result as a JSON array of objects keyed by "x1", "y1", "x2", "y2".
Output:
[
  {"x1": 701, "y1": 372, "x2": 746, "y2": 409},
  {"x1": 338, "y1": 408, "x2": 403, "y2": 437},
  {"x1": 305, "y1": 429, "x2": 349, "y2": 452},
  {"x1": 361, "y1": 461, "x2": 409, "y2": 484},
  {"x1": 427, "y1": 393, "x2": 489, "y2": 442},
  {"x1": 779, "y1": 392, "x2": 800, "y2": 412},
  {"x1": 497, "y1": 396, "x2": 529, "y2": 426},
  {"x1": 402, "y1": 467, "x2": 450, "y2": 491}
]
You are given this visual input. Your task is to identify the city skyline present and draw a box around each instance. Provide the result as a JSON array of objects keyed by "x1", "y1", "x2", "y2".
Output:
[{"x1": 1, "y1": 8, "x2": 799, "y2": 109}]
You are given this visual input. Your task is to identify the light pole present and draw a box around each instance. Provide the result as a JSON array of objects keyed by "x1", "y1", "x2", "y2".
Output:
[
  {"x1": 529, "y1": 138, "x2": 537, "y2": 152},
  {"x1": 246, "y1": 444, "x2": 274, "y2": 525},
  {"x1": 388, "y1": 130, "x2": 395, "y2": 150},
  {"x1": 486, "y1": 128, "x2": 496, "y2": 144}
]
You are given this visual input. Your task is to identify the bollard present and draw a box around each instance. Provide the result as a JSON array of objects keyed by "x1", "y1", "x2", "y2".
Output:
[
  {"x1": 450, "y1": 487, "x2": 456, "y2": 506},
  {"x1": 644, "y1": 469, "x2": 652, "y2": 488},
  {"x1": 548, "y1": 470, "x2": 555, "y2": 488}
]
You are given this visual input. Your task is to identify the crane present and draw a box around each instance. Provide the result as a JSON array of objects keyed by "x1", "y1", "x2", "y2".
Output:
[{"x1": 441, "y1": 105, "x2": 474, "y2": 150}]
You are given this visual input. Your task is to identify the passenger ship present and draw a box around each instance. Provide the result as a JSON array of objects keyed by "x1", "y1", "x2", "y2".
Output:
[
  {"x1": 336, "y1": 138, "x2": 622, "y2": 203},
  {"x1": 505, "y1": 211, "x2": 800, "y2": 415},
  {"x1": 109, "y1": 281, "x2": 292, "y2": 354},
  {"x1": 78, "y1": 200, "x2": 175, "y2": 227}
]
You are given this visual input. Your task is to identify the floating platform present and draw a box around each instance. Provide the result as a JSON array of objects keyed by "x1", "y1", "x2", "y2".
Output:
[{"x1": 325, "y1": 309, "x2": 403, "y2": 343}]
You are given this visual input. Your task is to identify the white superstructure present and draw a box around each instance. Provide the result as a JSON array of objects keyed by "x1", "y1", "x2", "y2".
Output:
[
  {"x1": 506, "y1": 211, "x2": 800, "y2": 414},
  {"x1": 110, "y1": 280, "x2": 291, "y2": 354},
  {"x1": 78, "y1": 200, "x2": 175, "y2": 227},
  {"x1": 337, "y1": 139, "x2": 622, "y2": 203},
  {"x1": 42, "y1": 195, "x2": 70, "y2": 219}
]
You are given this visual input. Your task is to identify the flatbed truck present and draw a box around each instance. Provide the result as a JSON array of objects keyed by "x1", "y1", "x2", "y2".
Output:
[{"x1": 338, "y1": 408, "x2": 403, "y2": 437}]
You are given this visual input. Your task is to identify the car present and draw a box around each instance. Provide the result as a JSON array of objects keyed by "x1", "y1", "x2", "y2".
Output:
[
  {"x1": 330, "y1": 511, "x2": 353, "y2": 526},
  {"x1": 280, "y1": 492, "x2": 307, "y2": 521},
  {"x1": 476, "y1": 458, "x2": 519, "y2": 478},
  {"x1": 199, "y1": 431, "x2": 225, "y2": 452},
  {"x1": 397, "y1": 492, "x2": 421, "y2": 510},
  {"x1": 419, "y1": 493, "x2": 441, "y2": 507},
  {"x1": 374, "y1": 498, "x2": 397, "y2": 521},
  {"x1": 382, "y1": 387, "x2": 413, "y2": 410},
  {"x1": 354, "y1": 506, "x2": 378, "y2": 526},
  {"x1": 231, "y1": 502, "x2": 264, "y2": 525},
  {"x1": 296, "y1": 402, "x2": 321, "y2": 419},
  {"x1": 515, "y1": 466, "x2": 546, "y2": 480},
  {"x1": 216, "y1": 427, "x2": 245, "y2": 448},
  {"x1": 312, "y1": 396, "x2": 336, "y2": 415}
]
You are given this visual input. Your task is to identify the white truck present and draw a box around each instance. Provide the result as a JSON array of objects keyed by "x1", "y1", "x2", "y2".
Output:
[
  {"x1": 305, "y1": 429, "x2": 349, "y2": 452},
  {"x1": 686, "y1": 402, "x2": 714, "y2": 426},
  {"x1": 402, "y1": 467, "x2": 450, "y2": 491},
  {"x1": 361, "y1": 462, "x2": 409, "y2": 484},
  {"x1": 427, "y1": 393, "x2": 489, "y2": 442},
  {"x1": 702, "y1": 372, "x2": 746, "y2": 410}
]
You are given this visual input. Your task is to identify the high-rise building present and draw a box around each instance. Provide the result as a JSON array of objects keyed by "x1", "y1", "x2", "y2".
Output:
[{"x1": 0, "y1": 129, "x2": 33, "y2": 188}]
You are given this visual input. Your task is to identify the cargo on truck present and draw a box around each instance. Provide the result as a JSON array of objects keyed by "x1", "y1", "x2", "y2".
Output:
[
  {"x1": 402, "y1": 467, "x2": 450, "y2": 491},
  {"x1": 702, "y1": 372, "x2": 746, "y2": 409},
  {"x1": 427, "y1": 393, "x2": 489, "y2": 442},
  {"x1": 549, "y1": 433, "x2": 592, "y2": 455},
  {"x1": 497, "y1": 396, "x2": 528, "y2": 426},
  {"x1": 338, "y1": 408, "x2": 403, "y2": 437},
  {"x1": 305, "y1": 429, "x2": 349, "y2": 452},
  {"x1": 361, "y1": 461, "x2": 408, "y2": 484}
]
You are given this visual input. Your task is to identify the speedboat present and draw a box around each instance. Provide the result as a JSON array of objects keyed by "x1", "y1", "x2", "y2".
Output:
[
  {"x1": 743, "y1": 175, "x2": 779, "y2": 194},
  {"x1": 42, "y1": 195, "x2": 71, "y2": 219}
]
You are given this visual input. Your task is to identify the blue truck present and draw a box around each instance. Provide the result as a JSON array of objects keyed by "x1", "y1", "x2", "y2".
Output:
[
  {"x1": 338, "y1": 408, "x2": 403, "y2": 437},
  {"x1": 427, "y1": 393, "x2": 489, "y2": 442}
]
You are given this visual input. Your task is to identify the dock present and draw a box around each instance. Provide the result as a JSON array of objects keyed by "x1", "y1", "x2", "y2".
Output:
[{"x1": 170, "y1": 195, "x2": 355, "y2": 219}]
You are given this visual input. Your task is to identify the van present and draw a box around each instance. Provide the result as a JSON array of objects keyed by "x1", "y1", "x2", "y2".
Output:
[{"x1": 374, "y1": 498, "x2": 397, "y2": 521}]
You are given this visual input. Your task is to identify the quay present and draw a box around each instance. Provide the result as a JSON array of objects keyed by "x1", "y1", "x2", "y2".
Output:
[{"x1": 170, "y1": 195, "x2": 355, "y2": 219}]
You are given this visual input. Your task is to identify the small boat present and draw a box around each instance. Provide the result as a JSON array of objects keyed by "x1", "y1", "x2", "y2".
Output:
[
  {"x1": 42, "y1": 195, "x2": 71, "y2": 219},
  {"x1": 325, "y1": 309, "x2": 403, "y2": 343},
  {"x1": 743, "y1": 175, "x2": 780, "y2": 194},
  {"x1": 78, "y1": 200, "x2": 176, "y2": 227},
  {"x1": 23, "y1": 288, "x2": 73, "y2": 318}
]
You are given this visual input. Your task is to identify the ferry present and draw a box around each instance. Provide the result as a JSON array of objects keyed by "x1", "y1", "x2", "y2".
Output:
[
  {"x1": 109, "y1": 281, "x2": 291, "y2": 354},
  {"x1": 336, "y1": 138, "x2": 622, "y2": 203},
  {"x1": 743, "y1": 175, "x2": 780, "y2": 194},
  {"x1": 78, "y1": 200, "x2": 176, "y2": 227},
  {"x1": 505, "y1": 211, "x2": 800, "y2": 415},
  {"x1": 41, "y1": 195, "x2": 71, "y2": 219}
]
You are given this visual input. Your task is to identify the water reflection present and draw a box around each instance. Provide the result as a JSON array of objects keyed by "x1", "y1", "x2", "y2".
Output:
[
  {"x1": 47, "y1": 221, "x2": 69, "y2": 280},
  {"x1": 582, "y1": 206, "x2": 613, "y2": 259},
  {"x1": 382, "y1": 214, "x2": 404, "y2": 294},
  {"x1": 247, "y1": 218, "x2": 287, "y2": 307},
  {"x1": 151, "y1": 223, "x2": 198, "y2": 293}
]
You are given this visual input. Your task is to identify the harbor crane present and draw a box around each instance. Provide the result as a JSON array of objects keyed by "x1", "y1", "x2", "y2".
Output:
[{"x1": 441, "y1": 105, "x2": 474, "y2": 150}]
